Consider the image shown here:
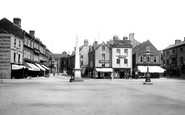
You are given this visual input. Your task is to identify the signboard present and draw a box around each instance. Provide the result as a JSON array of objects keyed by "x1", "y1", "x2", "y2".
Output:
[
  {"x1": 118, "y1": 55, "x2": 127, "y2": 59},
  {"x1": 0, "y1": 35, "x2": 11, "y2": 79},
  {"x1": 99, "y1": 60, "x2": 109, "y2": 63}
]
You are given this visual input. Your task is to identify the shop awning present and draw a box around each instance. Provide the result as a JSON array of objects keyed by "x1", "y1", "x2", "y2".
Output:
[
  {"x1": 96, "y1": 68, "x2": 113, "y2": 72},
  {"x1": 41, "y1": 65, "x2": 50, "y2": 70},
  {"x1": 138, "y1": 66, "x2": 165, "y2": 73},
  {"x1": 35, "y1": 63, "x2": 46, "y2": 71},
  {"x1": 26, "y1": 62, "x2": 40, "y2": 71},
  {"x1": 12, "y1": 64, "x2": 26, "y2": 70}
]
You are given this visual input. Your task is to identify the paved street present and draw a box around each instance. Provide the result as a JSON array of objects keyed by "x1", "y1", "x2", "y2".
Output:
[{"x1": 0, "y1": 75, "x2": 185, "y2": 115}]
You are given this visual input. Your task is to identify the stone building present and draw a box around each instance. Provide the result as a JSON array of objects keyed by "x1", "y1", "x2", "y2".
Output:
[
  {"x1": 162, "y1": 39, "x2": 185, "y2": 77},
  {"x1": 109, "y1": 36, "x2": 133, "y2": 79},
  {"x1": 88, "y1": 41, "x2": 112, "y2": 78}
]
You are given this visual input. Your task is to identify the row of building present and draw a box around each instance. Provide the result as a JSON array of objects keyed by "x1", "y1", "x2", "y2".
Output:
[
  {"x1": 51, "y1": 35, "x2": 185, "y2": 79},
  {"x1": 56, "y1": 33, "x2": 164, "y2": 79},
  {"x1": 0, "y1": 17, "x2": 52, "y2": 79}
]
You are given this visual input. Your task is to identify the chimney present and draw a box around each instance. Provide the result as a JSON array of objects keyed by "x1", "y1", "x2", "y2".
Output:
[
  {"x1": 29, "y1": 30, "x2": 35, "y2": 37},
  {"x1": 84, "y1": 39, "x2": 88, "y2": 46},
  {"x1": 175, "y1": 39, "x2": 181, "y2": 44},
  {"x1": 129, "y1": 33, "x2": 134, "y2": 40},
  {"x1": 123, "y1": 37, "x2": 128, "y2": 41},
  {"x1": 13, "y1": 18, "x2": 21, "y2": 28},
  {"x1": 113, "y1": 35, "x2": 119, "y2": 40},
  {"x1": 93, "y1": 41, "x2": 98, "y2": 49}
]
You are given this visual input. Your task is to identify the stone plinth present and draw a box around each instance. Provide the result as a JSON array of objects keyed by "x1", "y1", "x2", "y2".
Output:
[{"x1": 74, "y1": 68, "x2": 83, "y2": 82}]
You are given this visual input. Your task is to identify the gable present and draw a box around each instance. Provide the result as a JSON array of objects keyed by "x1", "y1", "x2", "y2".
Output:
[{"x1": 135, "y1": 40, "x2": 159, "y2": 54}]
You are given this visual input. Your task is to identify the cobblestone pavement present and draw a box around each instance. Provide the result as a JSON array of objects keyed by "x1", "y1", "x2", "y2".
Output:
[{"x1": 0, "y1": 75, "x2": 185, "y2": 115}]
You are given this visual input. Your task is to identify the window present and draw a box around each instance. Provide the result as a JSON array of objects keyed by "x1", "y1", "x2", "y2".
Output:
[
  {"x1": 14, "y1": 53, "x2": 16, "y2": 62},
  {"x1": 14, "y1": 39, "x2": 16, "y2": 47},
  {"x1": 102, "y1": 63, "x2": 105, "y2": 67},
  {"x1": 117, "y1": 58, "x2": 120, "y2": 64},
  {"x1": 140, "y1": 56, "x2": 143, "y2": 62},
  {"x1": 102, "y1": 45, "x2": 105, "y2": 51},
  {"x1": 163, "y1": 60, "x2": 165, "y2": 65},
  {"x1": 102, "y1": 53, "x2": 105, "y2": 60},
  {"x1": 180, "y1": 48, "x2": 183, "y2": 52},
  {"x1": 81, "y1": 55, "x2": 83, "y2": 59},
  {"x1": 167, "y1": 51, "x2": 169, "y2": 55},
  {"x1": 146, "y1": 46, "x2": 150, "y2": 52},
  {"x1": 167, "y1": 59, "x2": 169, "y2": 65},
  {"x1": 172, "y1": 50, "x2": 176, "y2": 54},
  {"x1": 124, "y1": 59, "x2": 128, "y2": 64},
  {"x1": 18, "y1": 54, "x2": 20, "y2": 63},
  {"x1": 180, "y1": 57, "x2": 183, "y2": 64},
  {"x1": 124, "y1": 49, "x2": 128, "y2": 54},
  {"x1": 19, "y1": 40, "x2": 21, "y2": 47},
  {"x1": 117, "y1": 49, "x2": 120, "y2": 53},
  {"x1": 81, "y1": 61, "x2": 83, "y2": 66},
  {"x1": 154, "y1": 56, "x2": 157, "y2": 62}
]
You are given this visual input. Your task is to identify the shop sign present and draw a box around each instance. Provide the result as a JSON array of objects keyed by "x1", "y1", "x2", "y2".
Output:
[
  {"x1": 118, "y1": 55, "x2": 127, "y2": 59},
  {"x1": 99, "y1": 60, "x2": 109, "y2": 63}
]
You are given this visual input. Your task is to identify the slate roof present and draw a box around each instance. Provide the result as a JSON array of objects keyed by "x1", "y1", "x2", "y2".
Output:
[
  {"x1": 163, "y1": 41, "x2": 185, "y2": 51},
  {"x1": 0, "y1": 18, "x2": 24, "y2": 39}
]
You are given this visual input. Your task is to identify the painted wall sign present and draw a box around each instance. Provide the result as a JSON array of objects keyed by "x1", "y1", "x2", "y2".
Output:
[{"x1": 0, "y1": 35, "x2": 11, "y2": 79}]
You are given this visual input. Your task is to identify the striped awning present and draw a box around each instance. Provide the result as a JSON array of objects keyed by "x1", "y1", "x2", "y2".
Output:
[{"x1": 35, "y1": 63, "x2": 46, "y2": 71}]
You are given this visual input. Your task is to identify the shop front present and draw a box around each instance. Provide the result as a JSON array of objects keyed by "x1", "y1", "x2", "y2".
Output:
[
  {"x1": 95, "y1": 68, "x2": 113, "y2": 79},
  {"x1": 113, "y1": 68, "x2": 131, "y2": 79}
]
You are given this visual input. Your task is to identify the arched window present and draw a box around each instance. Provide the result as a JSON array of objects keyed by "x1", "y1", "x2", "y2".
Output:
[{"x1": 140, "y1": 56, "x2": 143, "y2": 63}]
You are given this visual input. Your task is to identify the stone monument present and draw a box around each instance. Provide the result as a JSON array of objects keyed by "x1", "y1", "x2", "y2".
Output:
[{"x1": 74, "y1": 35, "x2": 83, "y2": 82}]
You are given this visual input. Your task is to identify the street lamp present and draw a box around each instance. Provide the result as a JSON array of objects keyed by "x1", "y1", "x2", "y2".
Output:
[{"x1": 143, "y1": 50, "x2": 153, "y2": 85}]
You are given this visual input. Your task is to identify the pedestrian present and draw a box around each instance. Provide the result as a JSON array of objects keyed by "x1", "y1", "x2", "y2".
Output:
[
  {"x1": 109, "y1": 75, "x2": 112, "y2": 80},
  {"x1": 135, "y1": 71, "x2": 138, "y2": 79}
]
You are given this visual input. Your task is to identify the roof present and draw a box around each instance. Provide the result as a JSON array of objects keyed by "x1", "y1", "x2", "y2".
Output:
[
  {"x1": 0, "y1": 18, "x2": 24, "y2": 39},
  {"x1": 133, "y1": 40, "x2": 158, "y2": 54},
  {"x1": 163, "y1": 41, "x2": 185, "y2": 51},
  {"x1": 94, "y1": 42, "x2": 110, "y2": 51},
  {"x1": 51, "y1": 53, "x2": 69, "y2": 59}
]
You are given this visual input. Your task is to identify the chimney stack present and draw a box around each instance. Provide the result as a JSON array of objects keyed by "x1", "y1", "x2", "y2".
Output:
[
  {"x1": 29, "y1": 30, "x2": 35, "y2": 37},
  {"x1": 13, "y1": 18, "x2": 21, "y2": 28},
  {"x1": 129, "y1": 33, "x2": 134, "y2": 40},
  {"x1": 84, "y1": 39, "x2": 88, "y2": 46},
  {"x1": 175, "y1": 39, "x2": 181, "y2": 44}
]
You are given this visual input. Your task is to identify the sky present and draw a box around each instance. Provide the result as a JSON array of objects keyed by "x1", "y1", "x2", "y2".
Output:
[{"x1": 1, "y1": 0, "x2": 185, "y2": 54}]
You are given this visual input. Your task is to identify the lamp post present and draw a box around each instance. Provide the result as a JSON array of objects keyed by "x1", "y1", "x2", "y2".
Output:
[{"x1": 143, "y1": 50, "x2": 153, "y2": 85}]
